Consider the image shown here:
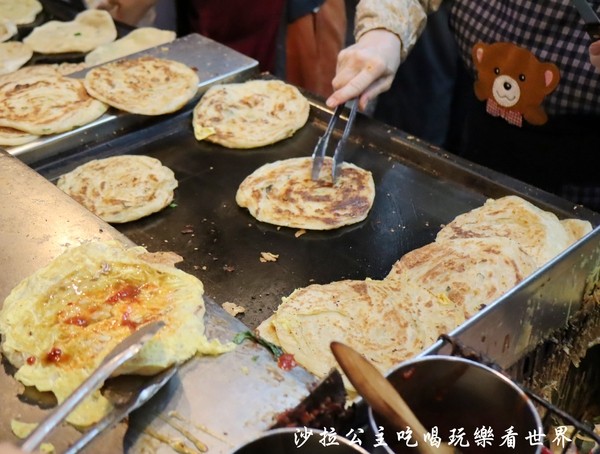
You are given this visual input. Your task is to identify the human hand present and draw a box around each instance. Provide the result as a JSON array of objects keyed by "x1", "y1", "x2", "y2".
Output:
[
  {"x1": 90, "y1": 0, "x2": 157, "y2": 26},
  {"x1": 589, "y1": 40, "x2": 600, "y2": 74},
  {"x1": 326, "y1": 29, "x2": 401, "y2": 111}
]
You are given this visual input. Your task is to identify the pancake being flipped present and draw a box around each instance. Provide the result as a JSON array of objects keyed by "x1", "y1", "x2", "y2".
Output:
[
  {"x1": 192, "y1": 79, "x2": 310, "y2": 148},
  {"x1": 84, "y1": 56, "x2": 199, "y2": 115},
  {"x1": 436, "y1": 195, "x2": 592, "y2": 267},
  {"x1": 236, "y1": 156, "x2": 375, "y2": 230},
  {"x1": 0, "y1": 240, "x2": 232, "y2": 427},
  {"x1": 56, "y1": 154, "x2": 178, "y2": 223}
]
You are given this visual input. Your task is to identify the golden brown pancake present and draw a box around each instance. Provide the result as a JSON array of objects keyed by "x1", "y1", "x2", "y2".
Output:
[
  {"x1": 0, "y1": 74, "x2": 108, "y2": 135},
  {"x1": 385, "y1": 236, "x2": 537, "y2": 316},
  {"x1": 56, "y1": 155, "x2": 178, "y2": 223},
  {"x1": 84, "y1": 56, "x2": 199, "y2": 115},
  {"x1": 236, "y1": 156, "x2": 375, "y2": 230},
  {"x1": 436, "y1": 195, "x2": 590, "y2": 267},
  {"x1": 192, "y1": 79, "x2": 310, "y2": 148}
]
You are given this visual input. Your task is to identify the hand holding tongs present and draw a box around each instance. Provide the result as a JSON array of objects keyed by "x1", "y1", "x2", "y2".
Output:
[
  {"x1": 311, "y1": 98, "x2": 359, "y2": 183},
  {"x1": 20, "y1": 321, "x2": 165, "y2": 453}
]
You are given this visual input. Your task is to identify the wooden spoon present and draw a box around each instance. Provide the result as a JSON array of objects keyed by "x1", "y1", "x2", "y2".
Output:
[{"x1": 330, "y1": 341, "x2": 455, "y2": 454}]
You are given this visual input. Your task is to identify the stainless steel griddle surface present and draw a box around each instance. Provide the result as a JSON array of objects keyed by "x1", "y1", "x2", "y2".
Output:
[{"x1": 33, "y1": 94, "x2": 600, "y2": 330}]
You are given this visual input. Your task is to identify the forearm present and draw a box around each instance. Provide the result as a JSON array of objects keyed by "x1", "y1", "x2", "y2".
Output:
[{"x1": 354, "y1": 0, "x2": 443, "y2": 62}]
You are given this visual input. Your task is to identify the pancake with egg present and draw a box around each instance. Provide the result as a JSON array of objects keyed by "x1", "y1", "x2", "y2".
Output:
[
  {"x1": 385, "y1": 236, "x2": 537, "y2": 316},
  {"x1": 84, "y1": 56, "x2": 199, "y2": 115},
  {"x1": 0, "y1": 240, "x2": 232, "y2": 426},
  {"x1": 435, "y1": 195, "x2": 590, "y2": 267},
  {"x1": 236, "y1": 156, "x2": 375, "y2": 230},
  {"x1": 0, "y1": 74, "x2": 108, "y2": 135},
  {"x1": 192, "y1": 79, "x2": 310, "y2": 148},
  {"x1": 23, "y1": 9, "x2": 117, "y2": 54},
  {"x1": 56, "y1": 154, "x2": 178, "y2": 223},
  {"x1": 257, "y1": 278, "x2": 466, "y2": 390}
]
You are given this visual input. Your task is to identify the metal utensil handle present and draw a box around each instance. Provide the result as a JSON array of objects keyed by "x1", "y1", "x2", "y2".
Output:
[
  {"x1": 63, "y1": 366, "x2": 177, "y2": 454},
  {"x1": 572, "y1": 0, "x2": 600, "y2": 40},
  {"x1": 311, "y1": 104, "x2": 344, "y2": 180},
  {"x1": 21, "y1": 321, "x2": 164, "y2": 453},
  {"x1": 332, "y1": 98, "x2": 359, "y2": 181}
]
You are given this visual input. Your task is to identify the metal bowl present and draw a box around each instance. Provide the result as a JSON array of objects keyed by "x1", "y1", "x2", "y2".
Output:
[
  {"x1": 231, "y1": 428, "x2": 371, "y2": 454},
  {"x1": 368, "y1": 355, "x2": 543, "y2": 454}
]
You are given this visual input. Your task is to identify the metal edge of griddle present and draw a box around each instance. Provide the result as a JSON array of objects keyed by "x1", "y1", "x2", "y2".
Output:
[
  {"x1": 9, "y1": 33, "x2": 259, "y2": 167},
  {"x1": 123, "y1": 299, "x2": 319, "y2": 454},
  {"x1": 0, "y1": 151, "x2": 318, "y2": 453},
  {"x1": 421, "y1": 225, "x2": 600, "y2": 369}
]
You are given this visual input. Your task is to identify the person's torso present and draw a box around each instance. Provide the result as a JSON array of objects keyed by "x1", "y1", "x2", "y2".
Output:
[{"x1": 449, "y1": 0, "x2": 600, "y2": 115}]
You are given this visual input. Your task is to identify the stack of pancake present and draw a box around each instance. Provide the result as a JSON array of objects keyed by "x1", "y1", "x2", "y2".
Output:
[{"x1": 257, "y1": 195, "x2": 593, "y2": 389}]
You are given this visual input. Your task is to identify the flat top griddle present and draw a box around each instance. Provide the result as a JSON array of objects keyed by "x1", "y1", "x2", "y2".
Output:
[
  {"x1": 33, "y1": 95, "x2": 600, "y2": 330},
  {"x1": 12, "y1": 80, "x2": 600, "y2": 453}
]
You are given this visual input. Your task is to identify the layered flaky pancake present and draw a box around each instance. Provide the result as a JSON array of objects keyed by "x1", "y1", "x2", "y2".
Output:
[
  {"x1": 257, "y1": 279, "x2": 467, "y2": 389},
  {"x1": 385, "y1": 236, "x2": 538, "y2": 316},
  {"x1": 193, "y1": 79, "x2": 310, "y2": 148},
  {"x1": 56, "y1": 154, "x2": 178, "y2": 223},
  {"x1": 0, "y1": 74, "x2": 108, "y2": 135},
  {"x1": 436, "y1": 195, "x2": 592, "y2": 267},
  {"x1": 236, "y1": 156, "x2": 375, "y2": 230},
  {"x1": 258, "y1": 195, "x2": 592, "y2": 389},
  {"x1": 0, "y1": 126, "x2": 38, "y2": 147},
  {"x1": 84, "y1": 56, "x2": 199, "y2": 115}
]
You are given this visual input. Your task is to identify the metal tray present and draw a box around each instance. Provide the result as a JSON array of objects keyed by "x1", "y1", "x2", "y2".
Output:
[{"x1": 9, "y1": 33, "x2": 259, "y2": 167}]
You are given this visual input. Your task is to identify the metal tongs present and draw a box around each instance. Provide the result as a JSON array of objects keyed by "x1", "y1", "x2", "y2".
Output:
[
  {"x1": 311, "y1": 98, "x2": 359, "y2": 182},
  {"x1": 21, "y1": 321, "x2": 165, "y2": 453},
  {"x1": 572, "y1": 0, "x2": 600, "y2": 40}
]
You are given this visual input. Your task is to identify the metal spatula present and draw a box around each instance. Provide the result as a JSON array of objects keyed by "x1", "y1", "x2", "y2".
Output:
[{"x1": 21, "y1": 321, "x2": 165, "y2": 453}]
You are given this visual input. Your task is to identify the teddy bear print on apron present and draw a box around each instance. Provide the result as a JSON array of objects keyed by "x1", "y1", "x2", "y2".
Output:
[
  {"x1": 471, "y1": 42, "x2": 560, "y2": 127},
  {"x1": 449, "y1": 0, "x2": 600, "y2": 124}
]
